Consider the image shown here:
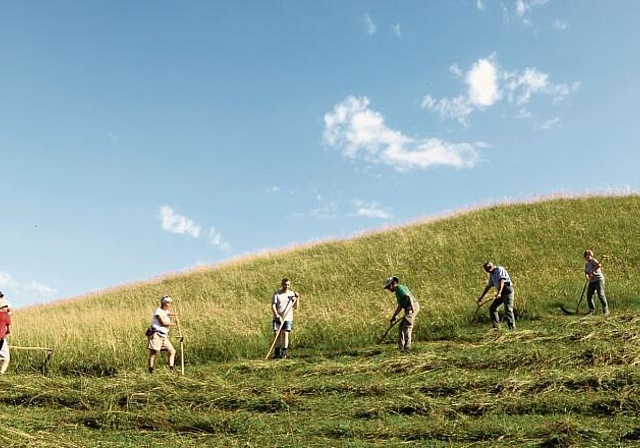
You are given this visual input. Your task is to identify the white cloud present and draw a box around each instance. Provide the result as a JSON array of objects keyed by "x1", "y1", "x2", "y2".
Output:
[
  {"x1": 391, "y1": 23, "x2": 402, "y2": 37},
  {"x1": 477, "y1": 0, "x2": 485, "y2": 10},
  {"x1": 504, "y1": 68, "x2": 548, "y2": 105},
  {"x1": 365, "y1": 13, "x2": 376, "y2": 35},
  {"x1": 541, "y1": 116, "x2": 560, "y2": 130},
  {"x1": 159, "y1": 205, "x2": 201, "y2": 238},
  {"x1": 351, "y1": 199, "x2": 393, "y2": 219},
  {"x1": 553, "y1": 19, "x2": 568, "y2": 30},
  {"x1": 423, "y1": 54, "x2": 578, "y2": 125},
  {"x1": 0, "y1": 271, "x2": 57, "y2": 299},
  {"x1": 467, "y1": 57, "x2": 501, "y2": 107},
  {"x1": 324, "y1": 96, "x2": 479, "y2": 171},
  {"x1": 504, "y1": 69, "x2": 580, "y2": 105},
  {"x1": 449, "y1": 64, "x2": 463, "y2": 78},
  {"x1": 24, "y1": 281, "x2": 57, "y2": 295},
  {"x1": 0, "y1": 271, "x2": 12, "y2": 288},
  {"x1": 208, "y1": 228, "x2": 230, "y2": 250},
  {"x1": 510, "y1": 0, "x2": 549, "y2": 25},
  {"x1": 422, "y1": 94, "x2": 474, "y2": 126}
]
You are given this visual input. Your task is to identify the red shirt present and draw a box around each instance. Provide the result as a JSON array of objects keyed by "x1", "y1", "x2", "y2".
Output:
[{"x1": 0, "y1": 312, "x2": 11, "y2": 339}]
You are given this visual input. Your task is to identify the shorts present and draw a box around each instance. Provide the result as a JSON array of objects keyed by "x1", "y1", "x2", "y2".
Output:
[
  {"x1": 0, "y1": 339, "x2": 9, "y2": 360},
  {"x1": 148, "y1": 333, "x2": 175, "y2": 353},
  {"x1": 272, "y1": 320, "x2": 293, "y2": 332}
]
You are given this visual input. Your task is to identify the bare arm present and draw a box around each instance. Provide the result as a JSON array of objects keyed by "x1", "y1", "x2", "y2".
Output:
[{"x1": 478, "y1": 284, "x2": 492, "y2": 303}]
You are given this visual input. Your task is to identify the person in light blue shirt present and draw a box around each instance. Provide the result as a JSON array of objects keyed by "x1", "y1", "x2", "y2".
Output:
[{"x1": 477, "y1": 262, "x2": 515, "y2": 330}]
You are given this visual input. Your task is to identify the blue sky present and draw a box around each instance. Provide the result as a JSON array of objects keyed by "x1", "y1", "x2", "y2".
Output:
[{"x1": 2, "y1": 1, "x2": 639, "y2": 308}]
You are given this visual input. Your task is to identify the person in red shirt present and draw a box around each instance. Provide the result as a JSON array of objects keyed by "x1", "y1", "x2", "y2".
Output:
[{"x1": 0, "y1": 292, "x2": 11, "y2": 374}]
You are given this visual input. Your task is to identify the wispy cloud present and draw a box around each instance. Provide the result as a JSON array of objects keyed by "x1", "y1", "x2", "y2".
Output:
[
  {"x1": 390, "y1": 23, "x2": 402, "y2": 37},
  {"x1": 351, "y1": 199, "x2": 393, "y2": 219},
  {"x1": 422, "y1": 54, "x2": 579, "y2": 126},
  {"x1": 158, "y1": 205, "x2": 229, "y2": 249},
  {"x1": 288, "y1": 194, "x2": 339, "y2": 220},
  {"x1": 476, "y1": 0, "x2": 485, "y2": 10},
  {"x1": 364, "y1": 13, "x2": 376, "y2": 35},
  {"x1": 0, "y1": 270, "x2": 56, "y2": 300},
  {"x1": 24, "y1": 281, "x2": 57, "y2": 295},
  {"x1": 324, "y1": 96, "x2": 479, "y2": 171},
  {"x1": 159, "y1": 205, "x2": 201, "y2": 238},
  {"x1": 541, "y1": 116, "x2": 560, "y2": 130},
  {"x1": 208, "y1": 228, "x2": 230, "y2": 250},
  {"x1": 0, "y1": 271, "x2": 14, "y2": 289},
  {"x1": 553, "y1": 19, "x2": 568, "y2": 31},
  {"x1": 507, "y1": 0, "x2": 549, "y2": 25}
]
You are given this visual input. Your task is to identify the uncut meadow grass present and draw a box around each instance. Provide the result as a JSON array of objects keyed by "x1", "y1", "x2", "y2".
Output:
[{"x1": 11, "y1": 195, "x2": 640, "y2": 373}]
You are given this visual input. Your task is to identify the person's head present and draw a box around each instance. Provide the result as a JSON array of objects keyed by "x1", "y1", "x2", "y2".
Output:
[
  {"x1": 384, "y1": 276, "x2": 399, "y2": 292},
  {"x1": 483, "y1": 261, "x2": 495, "y2": 273},
  {"x1": 281, "y1": 278, "x2": 291, "y2": 290},
  {"x1": 160, "y1": 295, "x2": 173, "y2": 309},
  {"x1": 0, "y1": 299, "x2": 9, "y2": 312},
  {"x1": 583, "y1": 250, "x2": 594, "y2": 260}
]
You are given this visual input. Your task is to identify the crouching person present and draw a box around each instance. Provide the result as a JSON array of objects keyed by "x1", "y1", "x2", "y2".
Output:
[{"x1": 147, "y1": 295, "x2": 177, "y2": 373}]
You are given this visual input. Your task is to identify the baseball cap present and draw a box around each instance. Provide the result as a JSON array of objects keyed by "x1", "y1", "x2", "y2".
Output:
[
  {"x1": 161, "y1": 295, "x2": 173, "y2": 305},
  {"x1": 384, "y1": 276, "x2": 398, "y2": 289}
]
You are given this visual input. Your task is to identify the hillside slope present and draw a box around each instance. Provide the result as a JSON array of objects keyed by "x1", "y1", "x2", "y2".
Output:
[{"x1": 11, "y1": 195, "x2": 640, "y2": 373}]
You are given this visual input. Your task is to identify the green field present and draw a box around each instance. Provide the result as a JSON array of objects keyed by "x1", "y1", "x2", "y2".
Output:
[{"x1": 3, "y1": 195, "x2": 640, "y2": 447}]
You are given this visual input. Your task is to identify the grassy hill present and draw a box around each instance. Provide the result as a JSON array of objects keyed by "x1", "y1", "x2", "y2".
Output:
[{"x1": 3, "y1": 195, "x2": 640, "y2": 446}]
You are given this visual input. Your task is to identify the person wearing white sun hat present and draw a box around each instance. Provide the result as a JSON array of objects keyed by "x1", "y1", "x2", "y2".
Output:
[{"x1": 147, "y1": 295, "x2": 177, "y2": 373}]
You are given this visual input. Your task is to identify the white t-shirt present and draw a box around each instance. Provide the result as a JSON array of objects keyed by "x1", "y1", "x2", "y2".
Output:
[
  {"x1": 152, "y1": 307, "x2": 170, "y2": 336},
  {"x1": 272, "y1": 290, "x2": 297, "y2": 322}
]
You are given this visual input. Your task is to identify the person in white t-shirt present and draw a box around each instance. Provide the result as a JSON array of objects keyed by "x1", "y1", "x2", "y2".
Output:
[
  {"x1": 271, "y1": 278, "x2": 300, "y2": 359},
  {"x1": 147, "y1": 295, "x2": 177, "y2": 373}
]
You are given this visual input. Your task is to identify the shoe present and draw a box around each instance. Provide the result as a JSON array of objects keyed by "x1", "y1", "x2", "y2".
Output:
[
  {"x1": 587, "y1": 309, "x2": 596, "y2": 315},
  {"x1": 148, "y1": 367, "x2": 154, "y2": 374},
  {"x1": 603, "y1": 308, "x2": 610, "y2": 316}
]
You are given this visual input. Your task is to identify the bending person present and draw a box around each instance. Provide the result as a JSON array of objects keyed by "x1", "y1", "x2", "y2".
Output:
[
  {"x1": 477, "y1": 262, "x2": 516, "y2": 331},
  {"x1": 384, "y1": 276, "x2": 419, "y2": 352}
]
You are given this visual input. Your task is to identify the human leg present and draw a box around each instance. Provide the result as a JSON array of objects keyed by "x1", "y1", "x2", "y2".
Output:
[
  {"x1": 503, "y1": 288, "x2": 516, "y2": 330},
  {"x1": 489, "y1": 298, "x2": 504, "y2": 329},
  {"x1": 0, "y1": 340, "x2": 9, "y2": 374},
  {"x1": 595, "y1": 279, "x2": 609, "y2": 314},
  {"x1": 586, "y1": 282, "x2": 597, "y2": 312},
  {"x1": 164, "y1": 339, "x2": 176, "y2": 368}
]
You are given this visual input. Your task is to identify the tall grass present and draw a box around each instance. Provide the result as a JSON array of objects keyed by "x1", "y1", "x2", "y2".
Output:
[{"x1": 10, "y1": 195, "x2": 640, "y2": 374}]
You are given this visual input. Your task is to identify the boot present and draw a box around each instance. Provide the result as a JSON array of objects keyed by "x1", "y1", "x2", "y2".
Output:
[
  {"x1": 281, "y1": 348, "x2": 288, "y2": 359},
  {"x1": 274, "y1": 347, "x2": 281, "y2": 359}
]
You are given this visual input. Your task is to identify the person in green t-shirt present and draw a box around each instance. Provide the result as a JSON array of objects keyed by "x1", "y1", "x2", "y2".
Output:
[{"x1": 384, "y1": 276, "x2": 420, "y2": 352}]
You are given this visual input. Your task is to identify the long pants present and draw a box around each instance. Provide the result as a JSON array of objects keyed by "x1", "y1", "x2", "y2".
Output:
[
  {"x1": 587, "y1": 278, "x2": 608, "y2": 312},
  {"x1": 399, "y1": 302, "x2": 419, "y2": 351},
  {"x1": 489, "y1": 286, "x2": 515, "y2": 330}
]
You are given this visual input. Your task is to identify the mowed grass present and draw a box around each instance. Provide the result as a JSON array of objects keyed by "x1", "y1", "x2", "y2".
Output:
[{"x1": 3, "y1": 195, "x2": 640, "y2": 446}]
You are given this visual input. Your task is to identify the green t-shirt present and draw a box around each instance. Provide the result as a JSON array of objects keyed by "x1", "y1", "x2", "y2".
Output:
[{"x1": 395, "y1": 284, "x2": 414, "y2": 310}]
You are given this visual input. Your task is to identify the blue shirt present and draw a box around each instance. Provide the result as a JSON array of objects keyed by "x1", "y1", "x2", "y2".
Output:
[{"x1": 488, "y1": 266, "x2": 511, "y2": 291}]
